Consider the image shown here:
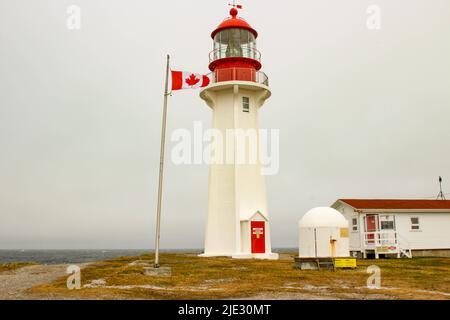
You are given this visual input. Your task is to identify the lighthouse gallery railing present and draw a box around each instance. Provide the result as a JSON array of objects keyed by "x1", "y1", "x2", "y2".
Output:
[{"x1": 206, "y1": 68, "x2": 269, "y2": 86}]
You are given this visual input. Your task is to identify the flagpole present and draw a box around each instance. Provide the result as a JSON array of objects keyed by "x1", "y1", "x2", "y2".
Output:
[{"x1": 154, "y1": 54, "x2": 170, "y2": 269}]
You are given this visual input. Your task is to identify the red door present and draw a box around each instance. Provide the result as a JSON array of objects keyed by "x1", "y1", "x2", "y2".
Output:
[
  {"x1": 251, "y1": 221, "x2": 266, "y2": 254},
  {"x1": 366, "y1": 215, "x2": 378, "y2": 244}
]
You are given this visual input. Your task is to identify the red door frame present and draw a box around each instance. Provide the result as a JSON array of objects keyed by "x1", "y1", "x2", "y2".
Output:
[{"x1": 251, "y1": 221, "x2": 266, "y2": 254}]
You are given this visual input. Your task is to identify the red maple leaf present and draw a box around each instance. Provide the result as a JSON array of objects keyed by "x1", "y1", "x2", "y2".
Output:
[{"x1": 185, "y1": 74, "x2": 200, "y2": 87}]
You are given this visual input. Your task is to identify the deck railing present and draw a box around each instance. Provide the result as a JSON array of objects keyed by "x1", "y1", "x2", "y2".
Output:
[
  {"x1": 363, "y1": 231, "x2": 412, "y2": 258},
  {"x1": 363, "y1": 231, "x2": 398, "y2": 247}
]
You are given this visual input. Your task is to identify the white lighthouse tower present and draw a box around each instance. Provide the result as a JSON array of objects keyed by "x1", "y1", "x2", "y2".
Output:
[{"x1": 200, "y1": 6, "x2": 278, "y2": 260}]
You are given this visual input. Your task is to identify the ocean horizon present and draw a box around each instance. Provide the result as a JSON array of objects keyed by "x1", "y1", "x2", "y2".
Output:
[{"x1": 0, "y1": 248, "x2": 295, "y2": 264}]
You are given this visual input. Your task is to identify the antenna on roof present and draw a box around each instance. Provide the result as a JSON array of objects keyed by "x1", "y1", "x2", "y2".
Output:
[{"x1": 437, "y1": 176, "x2": 446, "y2": 200}]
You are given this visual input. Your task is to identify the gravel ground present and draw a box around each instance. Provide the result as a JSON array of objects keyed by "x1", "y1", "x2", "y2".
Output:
[
  {"x1": 0, "y1": 264, "x2": 343, "y2": 300},
  {"x1": 0, "y1": 264, "x2": 85, "y2": 300},
  {"x1": 0, "y1": 263, "x2": 445, "y2": 300}
]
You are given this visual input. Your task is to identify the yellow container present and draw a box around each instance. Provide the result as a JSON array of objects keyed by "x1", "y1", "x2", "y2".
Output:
[{"x1": 334, "y1": 258, "x2": 357, "y2": 269}]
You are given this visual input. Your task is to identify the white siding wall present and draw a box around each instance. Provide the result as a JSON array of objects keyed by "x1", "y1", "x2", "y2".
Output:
[
  {"x1": 395, "y1": 213, "x2": 450, "y2": 250},
  {"x1": 298, "y1": 227, "x2": 350, "y2": 258},
  {"x1": 240, "y1": 221, "x2": 250, "y2": 254},
  {"x1": 335, "y1": 203, "x2": 362, "y2": 251}
]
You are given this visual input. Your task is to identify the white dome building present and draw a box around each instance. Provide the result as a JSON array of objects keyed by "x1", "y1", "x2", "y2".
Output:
[{"x1": 299, "y1": 207, "x2": 350, "y2": 258}]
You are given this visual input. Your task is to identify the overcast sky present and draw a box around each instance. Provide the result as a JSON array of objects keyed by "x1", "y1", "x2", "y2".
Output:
[{"x1": 1, "y1": 0, "x2": 449, "y2": 249}]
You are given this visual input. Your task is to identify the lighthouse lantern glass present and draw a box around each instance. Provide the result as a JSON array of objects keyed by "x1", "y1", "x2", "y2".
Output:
[{"x1": 213, "y1": 28, "x2": 257, "y2": 61}]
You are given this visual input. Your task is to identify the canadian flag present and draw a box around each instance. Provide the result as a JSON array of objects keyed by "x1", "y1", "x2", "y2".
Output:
[{"x1": 171, "y1": 71, "x2": 210, "y2": 91}]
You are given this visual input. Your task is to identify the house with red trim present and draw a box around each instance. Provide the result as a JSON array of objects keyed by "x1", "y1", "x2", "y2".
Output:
[{"x1": 331, "y1": 199, "x2": 450, "y2": 259}]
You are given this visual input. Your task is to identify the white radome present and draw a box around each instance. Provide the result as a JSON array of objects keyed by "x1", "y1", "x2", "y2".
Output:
[
  {"x1": 298, "y1": 207, "x2": 350, "y2": 258},
  {"x1": 299, "y1": 207, "x2": 348, "y2": 228}
]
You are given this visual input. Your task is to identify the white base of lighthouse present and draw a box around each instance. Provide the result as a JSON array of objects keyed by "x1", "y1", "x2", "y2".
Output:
[
  {"x1": 199, "y1": 253, "x2": 279, "y2": 260},
  {"x1": 199, "y1": 81, "x2": 278, "y2": 261}
]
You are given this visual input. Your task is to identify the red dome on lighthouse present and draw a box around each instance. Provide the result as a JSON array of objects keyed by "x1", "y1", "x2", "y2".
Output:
[
  {"x1": 211, "y1": 8, "x2": 258, "y2": 39},
  {"x1": 208, "y1": 7, "x2": 263, "y2": 79}
]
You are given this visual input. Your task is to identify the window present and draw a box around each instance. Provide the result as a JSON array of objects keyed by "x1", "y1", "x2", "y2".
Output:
[
  {"x1": 410, "y1": 217, "x2": 420, "y2": 231},
  {"x1": 242, "y1": 97, "x2": 250, "y2": 113},
  {"x1": 352, "y1": 218, "x2": 358, "y2": 232},
  {"x1": 380, "y1": 215, "x2": 395, "y2": 230},
  {"x1": 213, "y1": 28, "x2": 256, "y2": 60}
]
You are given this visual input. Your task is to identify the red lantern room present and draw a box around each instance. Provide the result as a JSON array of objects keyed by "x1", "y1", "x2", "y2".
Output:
[{"x1": 209, "y1": 7, "x2": 267, "y2": 85}]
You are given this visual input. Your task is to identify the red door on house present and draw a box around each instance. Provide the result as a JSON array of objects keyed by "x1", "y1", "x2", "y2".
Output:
[
  {"x1": 251, "y1": 221, "x2": 266, "y2": 254},
  {"x1": 365, "y1": 215, "x2": 378, "y2": 245}
]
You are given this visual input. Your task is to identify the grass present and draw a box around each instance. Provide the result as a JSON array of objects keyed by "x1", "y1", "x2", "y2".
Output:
[
  {"x1": 30, "y1": 253, "x2": 450, "y2": 300},
  {"x1": 0, "y1": 262, "x2": 35, "y2": 273}
]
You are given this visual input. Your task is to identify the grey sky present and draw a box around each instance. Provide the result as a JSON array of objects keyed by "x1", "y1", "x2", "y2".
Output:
[{"x1": 1, "y1": 0, "x2": 449, "y2": 249}]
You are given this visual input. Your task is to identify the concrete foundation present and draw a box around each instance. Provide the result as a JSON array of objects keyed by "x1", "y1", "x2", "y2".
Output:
[{"x1": 411, "y1": 249, "x2": 450, "y2": 258}]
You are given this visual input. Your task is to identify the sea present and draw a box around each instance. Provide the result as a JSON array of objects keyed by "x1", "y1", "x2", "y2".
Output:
[
  {"x1": 0, "y1": 250, "x2": 199, "y2": 265},
  {"x1": 0, "y1": 249, "x2": 293, "y2": 265}
]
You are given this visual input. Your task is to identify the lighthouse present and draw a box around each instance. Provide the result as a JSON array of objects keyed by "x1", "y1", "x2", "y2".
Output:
[{"x1": 200, "y1": 6, "x2": 278, "y2": 260}]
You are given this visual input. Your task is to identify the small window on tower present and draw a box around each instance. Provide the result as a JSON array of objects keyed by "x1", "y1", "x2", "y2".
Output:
[{"x1": 242, "y1": 97, "x2": 250, "y2": 113}]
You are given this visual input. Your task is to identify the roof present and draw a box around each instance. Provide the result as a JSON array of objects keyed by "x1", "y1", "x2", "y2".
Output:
[
  {"x1": 211, "y1": 8, "x2": 258, "y2": 39},
  {"x1": 337, "y1": 199, "x2": 450, "y2": 210},
  {"x1": 241, "y1": 211, "x2": 268, "y2": 222}
]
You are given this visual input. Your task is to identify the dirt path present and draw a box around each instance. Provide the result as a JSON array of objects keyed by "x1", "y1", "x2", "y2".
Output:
[{"x1": 0, "y1": 264, "x2": 75, "y2": 300}]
